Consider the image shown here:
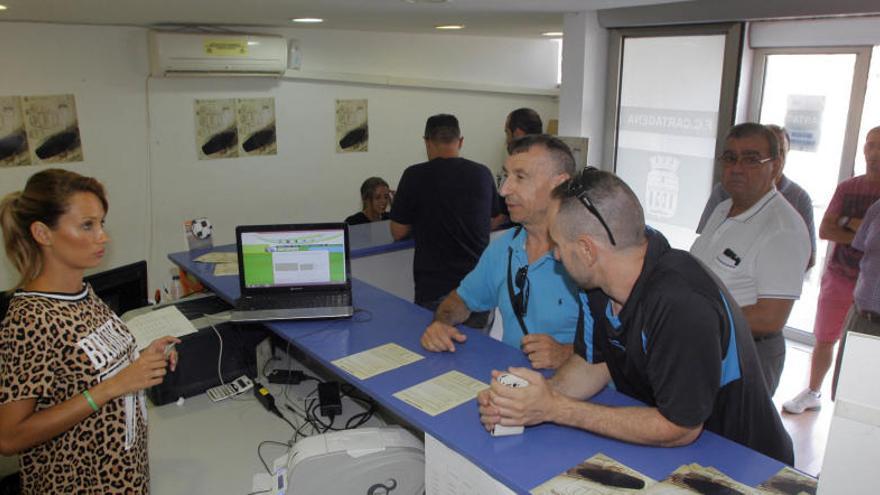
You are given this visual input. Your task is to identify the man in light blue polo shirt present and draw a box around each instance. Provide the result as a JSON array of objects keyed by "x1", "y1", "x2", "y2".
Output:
[{"x1": 420, "y1": 135, "x2": 592, "y2": 369}]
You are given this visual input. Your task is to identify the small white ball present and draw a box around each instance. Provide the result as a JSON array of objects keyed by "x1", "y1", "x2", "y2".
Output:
[{"x1": 191, "y1": 217, "x2": 213, "y2": 240}]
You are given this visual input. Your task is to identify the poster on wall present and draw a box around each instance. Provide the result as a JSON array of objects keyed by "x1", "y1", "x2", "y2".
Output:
[
  {"x1": 21, "y1": 94, "x2": 83, "y2": 165},
  {"x1": 785, "y1": 94, "x2": 825, "y2": 152},
  {"x1": 195, "y1": 98, "x2": 239, "y2": 160},
  {"x1": 336, "y1": 99, "x2": 368, "y2": 153},
  {"x1": 0, "y1": 96, "x2": 30, "y2": 167},
  {"x1": 236, "y1": 98, "x2": 276, "y2": 157},
  {"x1": 195, "y1": 98, "x2": 277, "y2": 160}
]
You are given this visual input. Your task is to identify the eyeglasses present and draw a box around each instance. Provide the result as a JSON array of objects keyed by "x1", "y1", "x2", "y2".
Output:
[
  {"x1": 717, "y1": 152, "x2": 774, "y2": 169},
  {"x1": 563, "y1": 167, "x2": 617, "y2": 246},
  {"x1": 512, "y1": 265, "x2": 529, "y2": 318}
]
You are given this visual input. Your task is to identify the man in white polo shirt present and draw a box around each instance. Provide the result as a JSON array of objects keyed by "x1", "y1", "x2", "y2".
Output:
[{"x1": 691, "y1": 123, "x2": 810, "y2": 396}]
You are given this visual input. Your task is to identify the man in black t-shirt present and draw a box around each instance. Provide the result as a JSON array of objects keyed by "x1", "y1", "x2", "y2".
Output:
[
  {"x1": 495, "y1": 108, "x2": 544, "y2": 223},
  {"x1": 478, "y1": 168, "x2": 794, "y2": 464},
  {"x1": 390, "y1": 114, "x2": 502, "y2": 322}
]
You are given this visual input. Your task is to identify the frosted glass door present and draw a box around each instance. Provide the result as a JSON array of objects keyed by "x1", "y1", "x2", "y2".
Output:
[
  {"x1": 615, "y1": 35, "x2": 726, "y2": 249},
  {"x1": 753, "y1": 48, "x2": 871, "y2": 337}
]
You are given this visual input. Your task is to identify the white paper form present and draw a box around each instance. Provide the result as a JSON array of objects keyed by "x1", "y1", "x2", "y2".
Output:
[
  {"x1": 393, "y1": 370, "x2": 488, "y2": 416},
  {"x1": 331, "y1": 343, "x2": 424, "y2": 380},
  {"x1": 214, "y1": 262, "x2": 238, "y2": 276},
  {"x1": 125, "y1": 305, "x2": 197, "y2": 350},
  {"x1": 194, "y1": 252, "x2": 238, "y2": 264}
]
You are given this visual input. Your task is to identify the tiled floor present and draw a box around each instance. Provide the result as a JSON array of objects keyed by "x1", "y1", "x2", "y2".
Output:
[{"x1": 774, "y1": 340, "x2": 835, "y2": 476}]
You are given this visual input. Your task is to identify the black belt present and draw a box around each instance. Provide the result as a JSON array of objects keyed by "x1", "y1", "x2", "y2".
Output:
[{"x1": 753, "y1": 332, "x2": 783, "y2": 343}]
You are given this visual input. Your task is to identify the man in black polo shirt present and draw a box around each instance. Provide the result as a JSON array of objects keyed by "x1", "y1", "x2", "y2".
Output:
[
  {"x1": 478, "y1": 168, "x2": 794, "y2": 464},
  {"x1": 390, "y1": 114, "x2": 501, "y2": 326}
]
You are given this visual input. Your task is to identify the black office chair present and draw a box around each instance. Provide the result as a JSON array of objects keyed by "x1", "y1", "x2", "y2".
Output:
[
  {"x1": 84, "y1": 260, "x2": 149, "y2": 314},
  {"x1": 0, "y1": 291, "x2": 19, "y2": 495},
  {"x1": 0, "y1": 290, "x2": 10, "y2": 324},
  {"x1": 0, "y1": 472, "x2": 20, "y2": 495}
]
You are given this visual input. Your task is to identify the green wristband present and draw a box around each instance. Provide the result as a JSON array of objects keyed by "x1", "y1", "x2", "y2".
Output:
[{"x1": 82, "y1": 390, "x2": 99, "y2": 412}]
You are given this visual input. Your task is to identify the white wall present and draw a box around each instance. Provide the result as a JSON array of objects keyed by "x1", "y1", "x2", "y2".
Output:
[
  {"x1": 598, "y1": 0, "x2": 880, "y2": 27},
  {"x1": 559, "y1": 11, "x2": 608, "y2": 167},
  {"x1": 749, "y1": 16, "x2": 880, "y2": 47},
  {"x1": 0, "y1": 23, "x2": 151, "y2": 289},
  {"x1": 0, "y1": 22, "x2": 559, "y2": 292},
  {"x1": 260, "y1": 26, "x2": 561, "y2": 90}
]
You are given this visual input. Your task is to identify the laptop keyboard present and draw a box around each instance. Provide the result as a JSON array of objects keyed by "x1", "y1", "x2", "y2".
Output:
[{"x1": 240, "y1": 292, "x2": 351, "y2": 310}]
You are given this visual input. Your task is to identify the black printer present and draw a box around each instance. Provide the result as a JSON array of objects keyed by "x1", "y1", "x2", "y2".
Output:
[{"x1": 122, "y1": 294, "x2": 269, "y2": 406}]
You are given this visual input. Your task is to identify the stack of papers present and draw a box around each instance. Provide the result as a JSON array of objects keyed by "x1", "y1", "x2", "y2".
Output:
[
  {"x1": 194, "y1": 252, "x2": 238, "y2": 263},
  {"x1": 757, "y1": 467, "x2": 817, "y2": 495},
  {"x1": 531, "y1": 453, "x2": 655, "y2": 494},
  {"x1": 193, "y1": 251, "x2": 238, "y2": 277},
  {"x1": 644, "y1": 463, "x2": 756, "y2": 494}
]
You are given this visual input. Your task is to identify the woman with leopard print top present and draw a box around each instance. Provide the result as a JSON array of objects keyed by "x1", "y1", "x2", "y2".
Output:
[{"x1": 0, "y1": 169, "x2": 180, "y2": 494}]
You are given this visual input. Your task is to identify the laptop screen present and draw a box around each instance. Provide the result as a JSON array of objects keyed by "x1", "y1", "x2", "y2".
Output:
[{"x1": 238, "y1": 225, "x2": 348, "y2": 290}]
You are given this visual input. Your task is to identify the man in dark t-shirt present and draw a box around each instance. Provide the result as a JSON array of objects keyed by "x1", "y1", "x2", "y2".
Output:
[
  {"x1": 390, "y1": 114, "x2": 501, "y2": 315},
  {"x1": 496, "y1": 108, "x2": 544, "y2": 222},
  {"x1": 478, "y1": 168, "x2": 793, "y2": 464}
]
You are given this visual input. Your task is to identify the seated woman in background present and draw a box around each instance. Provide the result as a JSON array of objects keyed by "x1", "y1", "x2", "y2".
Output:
[
  {"x1": 0, "y1": 168, "x2": 179, "y2": 494},
  {"x1": 345, "y1": 177, "x2": 392, "y2": 225}
]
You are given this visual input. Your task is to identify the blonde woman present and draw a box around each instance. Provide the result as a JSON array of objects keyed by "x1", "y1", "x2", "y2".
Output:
[{"x1": 0, "y1": 168, "x2": 179, "y2": 494}]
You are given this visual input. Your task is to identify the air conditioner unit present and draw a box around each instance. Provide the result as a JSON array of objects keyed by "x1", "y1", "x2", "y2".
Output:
[{"x1": 149, "y1": 31, "x2": 287, "y2": 77}]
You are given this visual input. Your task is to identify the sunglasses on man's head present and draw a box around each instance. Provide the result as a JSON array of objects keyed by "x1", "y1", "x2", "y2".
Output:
[{"x1": 563, "y1": 167, "x2": 617, "y2": 246}]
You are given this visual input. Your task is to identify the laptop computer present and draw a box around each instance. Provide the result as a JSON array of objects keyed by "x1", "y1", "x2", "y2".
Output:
[{"x1": 229, "y1": 223, "x2": 354, "y2": 322}]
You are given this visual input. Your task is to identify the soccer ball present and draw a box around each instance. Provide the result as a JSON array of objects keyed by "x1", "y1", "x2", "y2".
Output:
[{"x1": 191, "y1": 217, "x2": 213, "y2": 240}]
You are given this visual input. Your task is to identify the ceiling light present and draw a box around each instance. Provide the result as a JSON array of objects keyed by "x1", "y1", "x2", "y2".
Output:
[
  {"x1": 0, "y1": 5, "x2": 7, "y2": 10},
  {"x1": 434, "y1": 25, "x2": 464, "y2": 30},
  {"x1": 541, "y1": 32, "x2": 563, "y2": 37},
  {"x1": 291, "y1": 18, "x2": 323, "y2": 24}
]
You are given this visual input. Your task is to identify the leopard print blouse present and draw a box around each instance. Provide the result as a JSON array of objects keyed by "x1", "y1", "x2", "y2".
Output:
[{"x1": 0, "y1": 285, "x2": 149, "y2": 494}]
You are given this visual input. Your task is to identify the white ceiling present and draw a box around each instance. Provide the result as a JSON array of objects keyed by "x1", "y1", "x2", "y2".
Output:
[{"x1": 0, "y1": 0, "x2": 687, "y2": 37}]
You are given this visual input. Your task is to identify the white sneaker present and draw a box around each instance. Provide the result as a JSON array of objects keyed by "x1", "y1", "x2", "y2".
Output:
[{"x1": 783, "y1": 388, "x2": 822, "y2": 414}]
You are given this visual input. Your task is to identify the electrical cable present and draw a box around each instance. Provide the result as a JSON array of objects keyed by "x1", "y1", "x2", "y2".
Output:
[
  {"x1": 210, "y1": 324, "x2": 224, "y2": 385},
  {"x1": 245, "y1": 307, "x2": 381, "y2": 493},
  {"x1": 262, "y1": 356, "x2": 281, "y2": 378},
  {"x1": 257, "y1": 440, "x2": 290, "y2": 475},
  {"x1": 207, "y1": 318, "x2": 254, "y2": 401}
]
